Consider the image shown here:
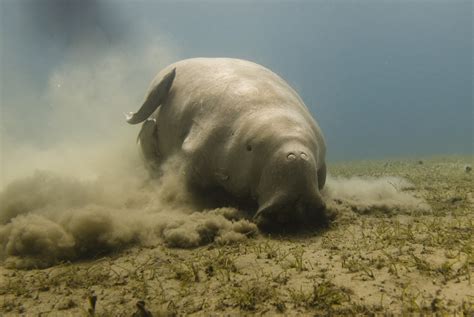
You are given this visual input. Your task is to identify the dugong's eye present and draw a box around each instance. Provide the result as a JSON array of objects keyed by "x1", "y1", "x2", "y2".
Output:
[{"x1": 246, "y1": 144, "x2": 252, "y2": 152}]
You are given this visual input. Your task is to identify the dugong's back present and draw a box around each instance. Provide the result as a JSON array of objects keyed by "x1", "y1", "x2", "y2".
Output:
[{"x1": 149, "y1": 58, "x2": 325, "y2": 161}]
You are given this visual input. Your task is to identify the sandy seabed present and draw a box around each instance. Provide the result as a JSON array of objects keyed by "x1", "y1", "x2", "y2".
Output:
[{"x1": 0, "y1": 156, "x2": 472, "y2": 316}]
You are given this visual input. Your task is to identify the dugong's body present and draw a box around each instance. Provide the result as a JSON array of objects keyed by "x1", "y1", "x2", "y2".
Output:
[{"x1": 127, "y1": 58, "x2": 328, "y2": 229}]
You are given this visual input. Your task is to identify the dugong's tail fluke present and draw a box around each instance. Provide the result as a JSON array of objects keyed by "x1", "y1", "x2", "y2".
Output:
[{"x1": 126, "y1": 68, "x2": 176, "y2": 124}]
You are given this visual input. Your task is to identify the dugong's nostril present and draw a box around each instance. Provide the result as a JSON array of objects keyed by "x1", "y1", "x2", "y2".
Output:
[{"x1": 287, "y1": 152, "x2": 309, "y2": 161}]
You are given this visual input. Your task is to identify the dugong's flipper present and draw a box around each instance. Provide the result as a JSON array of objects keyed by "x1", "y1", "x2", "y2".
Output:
[
  {"x1": 138, "y1": 118, "x2": 161, "y2": 176},
  {"x1": 126, "y1": 68, "x2": 176, "y2": 124}
]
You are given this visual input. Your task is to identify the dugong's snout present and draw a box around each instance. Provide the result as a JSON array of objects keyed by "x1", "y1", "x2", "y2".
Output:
[{"x1": 254, "y1": 146, "x2": 329, "y2": 232}]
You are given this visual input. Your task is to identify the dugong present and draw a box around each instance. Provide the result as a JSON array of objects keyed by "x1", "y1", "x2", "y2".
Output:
[{"x1": 127, "y1": 58, "x2": 329, "y2": 230}]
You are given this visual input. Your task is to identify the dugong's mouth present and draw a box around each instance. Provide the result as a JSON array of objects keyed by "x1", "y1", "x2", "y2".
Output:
[{"x1": 253, "y1": 197, "x2": 329, "y2": 233}]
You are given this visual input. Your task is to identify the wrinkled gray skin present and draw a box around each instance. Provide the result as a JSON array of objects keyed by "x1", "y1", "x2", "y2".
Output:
[{"x1": 127, "y1": 58, "x2": 328, "y2": 229}]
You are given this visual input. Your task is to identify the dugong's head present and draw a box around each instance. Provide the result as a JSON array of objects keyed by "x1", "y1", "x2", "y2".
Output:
[
  {"x1": 233, "y1": 109, "x2": 329, "y2": 231},
  {"x1": 254, "y1": 140, "x2": 328, "y2": 231}
]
